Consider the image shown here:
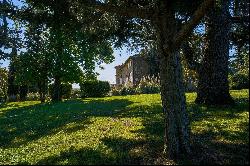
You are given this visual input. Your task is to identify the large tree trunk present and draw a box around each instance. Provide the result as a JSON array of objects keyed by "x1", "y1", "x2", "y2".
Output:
[
  {"x1": 159, "y1": 50, "x2": 191, "y2": 159},
  {"x1": 52, "y1": 75, "x2": 62, "y2": 102},
  {"x1": 7, "y1": 48, "x2": 19, "y2": 102},
  {"x1": 155, "y1": 1, "x2": 191, "y2": 159},
  {"x1": 196, "y1": 0, "x2": 234, "y2": 105}
]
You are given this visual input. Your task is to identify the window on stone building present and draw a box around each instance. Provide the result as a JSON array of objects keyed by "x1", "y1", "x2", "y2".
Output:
[{"x1": 130, "y1": 75, "x2": 133, "y2": 83}]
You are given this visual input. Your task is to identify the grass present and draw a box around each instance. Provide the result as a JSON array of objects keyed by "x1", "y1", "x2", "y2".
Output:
[{"x1": 0, "y1": 89, "x2": 249, "y2": 165}]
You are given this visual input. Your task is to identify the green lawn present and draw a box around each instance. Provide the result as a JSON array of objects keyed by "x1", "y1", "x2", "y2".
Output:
[{"x1": 0, "y1": 90, "x2": 249, "y2": 165}]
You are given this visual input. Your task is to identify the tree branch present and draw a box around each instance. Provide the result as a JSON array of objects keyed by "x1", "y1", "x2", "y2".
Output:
[
  {"x1": 81, "y1": 0, "x2": 154, "y2": 20},
  {"x1": 172, "y1": 0, "x2": 214, "y2": 50},
  {"x1": 181, "y1": 41, "x2": 201, "y2": 71}
]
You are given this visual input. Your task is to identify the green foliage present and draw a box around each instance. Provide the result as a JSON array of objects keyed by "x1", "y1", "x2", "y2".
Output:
[
  {"x1": 114, "y1": 86, "x2": 137, "y2": 96},
  {"x1": 229, "y1": 73, "x2": 249, "y2": 90},
  {"x1": 181, "y1": 58, "x2": 198, "y2": 92},
  {"x1": 26, "y1": 92, "x2": 41, "y2": 101},
  {"x1": 12, "y1": 0, "x2": 115, "y2": 102},
  {"x1": 49, "y1": 83, "x2": 72, "y2": 99},
  {"x1": 80, "y1": 80, "x2": 111, "y2": 98},
  {"x1": 141, "y1": 48, "x2": 160, "y2": 78},
  {"x1": 0, "y1": 90, "x2": 248, "y2": 165},
  {"x1": 229, "y1": 45, "x2": 249, "y2": 90}
]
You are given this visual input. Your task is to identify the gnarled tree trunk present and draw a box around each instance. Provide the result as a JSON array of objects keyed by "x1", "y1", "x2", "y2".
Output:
[
  {"x1": 196, "y1": 0, "x2": 234, "y2": 105},
  {"x1": 154, "y1": 1, "x2": 191, "y2": 159}
]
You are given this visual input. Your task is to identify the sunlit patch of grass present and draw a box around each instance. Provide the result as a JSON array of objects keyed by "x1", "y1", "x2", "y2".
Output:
[{"x1": 0, "y1": 90, "x2": 248, "y2": 165}]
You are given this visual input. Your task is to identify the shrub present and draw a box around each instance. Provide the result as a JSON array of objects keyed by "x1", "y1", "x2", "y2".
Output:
[
  {"x1": 110, "y1": 84, "x2": 137, "y2": 96},
  {"x1": 80, "y1": 80, "x2": 111, "y2": 97},
  {"x1": 110, "y1": 87, "x2": 121, "y2": 96},
  {"x1": 110, "y1": 76, "x2": 160, "y2": 96},
  {"x1": 136, "y1": 76, "x2": 160, "y2": 94},
  {"x1": 121, "y1": 86, "x2": 137, "y2": 95},
  {"x1": 26, "y1": 92, "x2": 40, "y2": 101},
  {"x1": 229, "y1": 73, "x2": 249, "y2": 90}
]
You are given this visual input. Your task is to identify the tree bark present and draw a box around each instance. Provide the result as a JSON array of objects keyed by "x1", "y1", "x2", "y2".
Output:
[
  {"x1": 7, "y1": 48, "x2": 19, "y2": 102},
  {"x1": 52, "y1": 75, "x2": 62, "y2": 102},
  {"x1": 196, "y1": 0, "x2": 234, "y2": 105},
  {"x1": 19, "y1": 85, "x2": 28, "y2": 101},
  {"x1": 154, "y1": 1, "x2": 190, "y2": 159}
]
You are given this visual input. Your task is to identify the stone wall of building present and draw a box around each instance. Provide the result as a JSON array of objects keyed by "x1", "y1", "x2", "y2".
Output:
[
  {"x1": 132, "y1": 56, "x2": 150, "y2": 85},
  {"x1": 115, "y1": 55, "x2": 150, "y2": 87},
  {"x1": 115, "y1": 66, "x2": 122, "y2": 85},
  {"x1": 115, "y1": 58, "x2": 133, "y2": 86}
]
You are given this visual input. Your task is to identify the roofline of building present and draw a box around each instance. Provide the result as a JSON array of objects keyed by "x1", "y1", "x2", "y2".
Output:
[{"x1": 114, "y1": 54, "x2": 143, "y2": 69}]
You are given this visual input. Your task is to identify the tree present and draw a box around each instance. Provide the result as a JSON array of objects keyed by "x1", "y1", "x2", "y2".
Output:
[
  {"x1": 16, "y1": 22, "x2": 51, "y2": 103},
  {"x1": 195, "y1": 0, "x2": 234, "y2": 105},
  {"x1": 67, "y1": 0, "x2": 214, "y2": 159},
  {"x1": 229, "y1": 0, "x2": 249, "y2": 90},
  {"x1": 16, "y1": 0, "x2": 115, "y2": 102},
  {"x1": 1, "y1": 0, "x2": 24, "y2": 102},
  {"x1": 0, "y1": 0, "x2": 22, "y2": 60},
  {"x1": 229, "y1": 44, "x2": 249, "y2": 89},
  {"x1": 195, "y1": 0, "x2": 249, "y2": 105},
  {"x1": 182, "y1": 0, "x2": 249, "y2": 104}
]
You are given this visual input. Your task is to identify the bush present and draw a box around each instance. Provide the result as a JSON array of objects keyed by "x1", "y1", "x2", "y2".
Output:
[
  {"x1": 136, "y1": 76, "x2": 160, "y2": 94},
  {"x1": 80, "y1": 80, "x2": 111, "y2": 97},
  {"x1": 121, "y1": 86, "x2": 137, "y2": 95},
  {"x1": 7, "y1": 95, "x2": 20, "y2": 102},
  {"x1": 110, "y1": 87, "x2": 121, "y2": 96},
  {"x1": 110, "y1": 76, "x2": 160, "y2": 96},
  {"x1": 26, "y1": 92, "x2": 40, "y2": 101},
  {"x1": 229, "y1": 73, "x2": 249, "y2": 90}
]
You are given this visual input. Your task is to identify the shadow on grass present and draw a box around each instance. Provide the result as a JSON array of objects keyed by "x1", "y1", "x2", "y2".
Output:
[
  {"x1": 36, "y1": 137, "x2": 147, "y2": 165},
  {"x1": 0, "y1": 99, "x2": 134, "y2": 148},
  {"x1": 190, "y1": 130, "x2": 249, "y2": 165},
  {"x1": 36, "y1": 147, "x2": 117, "y2": 165},
  {"x1": 1, "y1": 93, "x2": 249, "y2": 165},
  {"x1": 186, "y1": 96, "x2": 249, "y2": 165}
]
